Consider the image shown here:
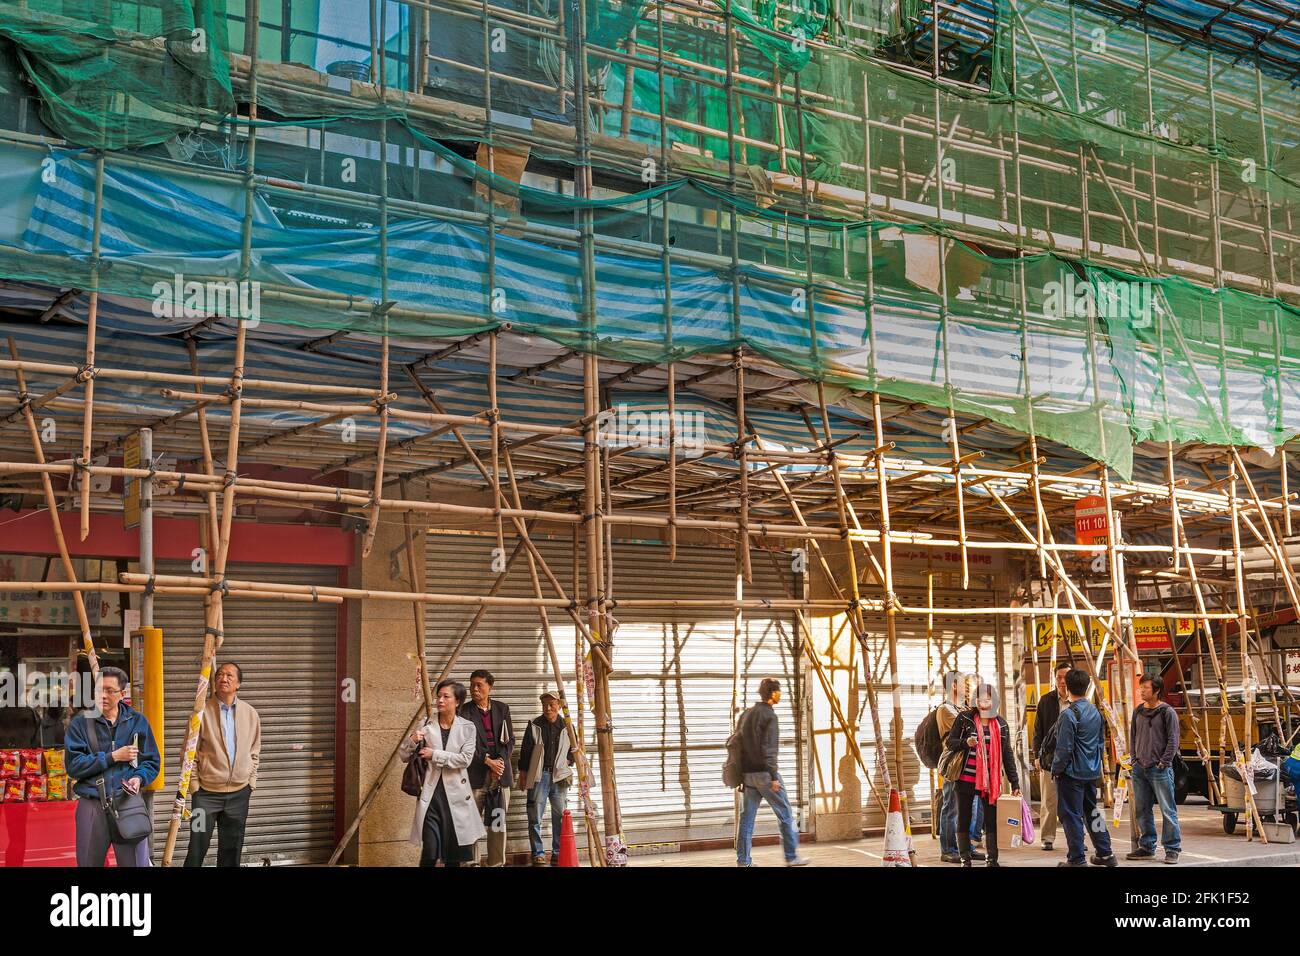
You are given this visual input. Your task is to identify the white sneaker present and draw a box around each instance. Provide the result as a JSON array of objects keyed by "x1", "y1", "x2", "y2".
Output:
[{"x1": 786, "y1": 855, "x2": 810, "y2": 867}]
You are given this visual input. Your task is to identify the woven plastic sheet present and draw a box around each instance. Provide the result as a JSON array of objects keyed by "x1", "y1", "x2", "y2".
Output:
[{"x1": 19, "y1": 133, "x2": 1300, "y2": 476}]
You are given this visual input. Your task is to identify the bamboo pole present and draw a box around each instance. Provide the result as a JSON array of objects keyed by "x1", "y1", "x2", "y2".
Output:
[
  {"x1": 78, "y1": 151, "x2": 105, "y2": 542},
  {"x1": 502, "y1": 451, "x2": 605, "y2": 865},
  {"x1": 1171, "y1": 482, "x2": 1269, "y2": 840}
]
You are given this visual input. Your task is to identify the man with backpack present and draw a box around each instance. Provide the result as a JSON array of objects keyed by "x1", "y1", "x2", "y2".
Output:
[
  {"x1": 918, "y1": 672, "x2": 965, "y2": 863},
  {"x1": 732, "y1": 678, "x2": 808, "y2": 867},
  {"x1": 1031, "y1": 662, "x2": 1072, "y2": 851}
]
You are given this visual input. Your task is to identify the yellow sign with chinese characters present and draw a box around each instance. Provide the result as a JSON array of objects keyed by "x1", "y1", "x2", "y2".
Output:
[{"x1": 1033, "y1": 615, "x2": 1194, "y2": 653}]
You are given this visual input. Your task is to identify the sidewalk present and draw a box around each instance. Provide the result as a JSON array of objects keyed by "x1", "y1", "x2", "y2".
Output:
[{"x1": 633, "y1": 802, "x2": 1300, "y2": 868}]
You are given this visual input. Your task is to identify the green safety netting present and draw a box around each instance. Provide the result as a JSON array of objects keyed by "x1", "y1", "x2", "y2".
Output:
[
  {"x1": 0, "y1": 0, "x2": 234, "y2": 150},
  {"x1": 0, "y1": 0, "x2": 1298, "y2": 478}
]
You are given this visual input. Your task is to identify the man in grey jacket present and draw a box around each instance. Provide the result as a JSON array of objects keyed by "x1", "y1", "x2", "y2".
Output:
[
  {"x1": 1127, "y1": 674, "x2": 1181, "y2": 864},
  {"x1": 735, "y1": 678, "x2": 807, "y2": 867}
]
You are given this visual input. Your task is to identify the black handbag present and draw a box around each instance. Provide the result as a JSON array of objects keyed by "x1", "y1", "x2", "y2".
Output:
[
  {"x1": 84, "y1": 717, "x2": 152, "y2": 845},
  {"x1": 402, "y1": 733, "x2": 430, "y2": 797}
]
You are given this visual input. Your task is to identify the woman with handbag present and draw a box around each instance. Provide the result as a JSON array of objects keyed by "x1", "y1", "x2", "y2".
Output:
[
  {"x1": 63, "y1": 667, "x2": 161, "y2": 867},
  {"x1": 945, "y1": 682, "x2": 1020, "y2": 867},
  {"x1": 399, "y1": 680, "x2": 486, "y2": 867}
]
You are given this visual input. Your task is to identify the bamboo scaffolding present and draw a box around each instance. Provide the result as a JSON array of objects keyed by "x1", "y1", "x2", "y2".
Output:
[{"x1": 5, "y1": 338, "x2": 98, "y2": 681}]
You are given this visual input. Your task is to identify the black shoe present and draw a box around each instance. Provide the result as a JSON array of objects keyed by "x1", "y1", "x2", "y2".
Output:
[
  {"x1": 960, "y1": 859, "x2": 972, "y2": 868},
  {"x1": 1041, "y1": 841, "x2": 1053, "y2": 851},
  {"x1": 1125, "y1": 847, "x2": 1156, "y2": 860},
  {"x1": 940, "y1": 853, "x2": 962, "y2": 864},
  {"x1": 1163, "y1": 851, "x2": 1180, "y2": 865},
  {"x1": 968, "y1": 849, "x2": 986, "y2": 861},
  {"x1": 1090, "y1": 853, "x2": 1119, "y2": 867},
  {"x1": 1057, "y1": 859, "x2": 1087, "y2": 867},
  {"x1": 985, "y1": 860, "x2": 1000, "y2": 868}
]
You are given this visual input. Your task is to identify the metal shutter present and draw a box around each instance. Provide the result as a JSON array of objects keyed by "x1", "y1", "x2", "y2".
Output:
[
  {"x1": 855, "y1": 578, "x2": 1006, "y2": 829},
  {"x1": 424, "y1": 533, "x2": 803, "y2": 850},
  {"x1": 150, "y1": 561, "x2": 338, "y2": 865}
]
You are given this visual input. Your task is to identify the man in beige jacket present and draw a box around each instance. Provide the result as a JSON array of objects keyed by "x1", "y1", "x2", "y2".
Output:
[{"x1": 184, "y1": 662, "x2": 261, "y2": 867}]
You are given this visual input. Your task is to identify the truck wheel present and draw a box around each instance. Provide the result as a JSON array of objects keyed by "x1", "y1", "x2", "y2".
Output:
[{"x1": 1223, "y1": 812, "x2": 1238, "y2": 835}]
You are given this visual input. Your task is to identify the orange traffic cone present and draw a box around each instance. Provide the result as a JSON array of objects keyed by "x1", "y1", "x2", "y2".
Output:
[
  {"x1": 556, "y1": 809, "x2": 579, "y2": 867},
  {"x1": 882, "y1": 788, "x2": 913, "y2": 867}
]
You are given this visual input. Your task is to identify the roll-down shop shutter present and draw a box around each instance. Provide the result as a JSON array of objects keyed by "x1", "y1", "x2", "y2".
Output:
[
  {"x1": 856, "y1": 578, "x2": 1004, "y2": 830},
  {"x1": 424, "y1": 534, "x2": 805, "y2": 849},
  {"x1": 150, "y1": 561, "x2": 339, "y2": 865}
]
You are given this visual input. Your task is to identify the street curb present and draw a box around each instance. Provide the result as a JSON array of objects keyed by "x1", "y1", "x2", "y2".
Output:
[{"x1": 1185, "y1": 850, "x2": 1300, "y2": 867}]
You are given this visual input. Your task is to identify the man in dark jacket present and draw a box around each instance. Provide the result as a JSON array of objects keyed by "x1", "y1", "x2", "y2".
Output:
[
  {"x1": 1031, "y1": 662, "x2": 1071, "y2": 851},
  {"x1": 1127, "y1": 674, "x2": 1180, "y2": 864},
  {"x1": 64, "y1": 667, "x2": 161, "y2": 867},
  {"x1": 1051, "y1": 668, "x2": 1117, "y2": 868},
  {"x1": 735, "y1": 678, "x2": 807, "y2": 867},
  {"x1": 459, "y1": 669, "x2": 515, "y2": 866}
]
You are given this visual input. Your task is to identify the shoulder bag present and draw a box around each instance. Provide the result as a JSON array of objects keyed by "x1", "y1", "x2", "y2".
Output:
[
  {"x1": 402, "y1": 728, "x2": 430, "y2": 797},
  {"x1": 84, "y1": 717, "x2": 152, "y2": 845}
]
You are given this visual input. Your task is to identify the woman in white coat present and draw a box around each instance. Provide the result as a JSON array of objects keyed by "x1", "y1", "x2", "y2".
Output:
[{"x1": 399, "y1": 680, "x2": 487, "y2": 866}]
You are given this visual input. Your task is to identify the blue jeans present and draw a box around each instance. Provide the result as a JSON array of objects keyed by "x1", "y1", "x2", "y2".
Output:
[
  {"x1": 939, "y1": 780, "x2": 959, "y2": 855},
  {"x1": 1057, "y1": 775, "x2": 1113, "y2": 864},
  {"x1": 526, "y1": 771, "x2": 569, "y2": 858},
  {"x1": 1132, "y1": 764, "x2": 1181, "y2": 852},
  {"x1": 736, "y1": 772, "x2": 799, "y2": 865},
  {"x1": 970, "y1": 794, "x2": 984, "y2": 841}
]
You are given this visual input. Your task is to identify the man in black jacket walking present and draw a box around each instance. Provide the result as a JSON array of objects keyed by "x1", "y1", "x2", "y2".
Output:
[
  {"x1": 735, "y1": 678, "x2": 807, "y2": 867},
  {"x1": 1031, "y1": 662, "x2": 1071, "y2": 851},
  {"x1": 459, "y1": 669, "x2": 515, "y2": 866}
]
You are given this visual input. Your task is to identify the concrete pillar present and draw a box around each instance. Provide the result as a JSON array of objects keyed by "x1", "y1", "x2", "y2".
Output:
[{"x1": 342, "y1": 517, "x2": 426, "y2": 866}]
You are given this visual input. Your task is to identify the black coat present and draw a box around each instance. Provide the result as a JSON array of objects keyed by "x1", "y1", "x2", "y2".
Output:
[
  {"x1": 1032, "y1": 689, "x2": 1063, "y2": 762},
  {"x1": 458, "y1": 698, "x2": 515, "y2": 790},
  {"x1": 945, "y1": 709, "x2": 1020, "y2": 791}
]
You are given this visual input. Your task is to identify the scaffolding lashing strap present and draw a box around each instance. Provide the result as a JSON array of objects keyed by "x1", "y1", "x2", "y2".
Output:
[
  {"x1": 143, "y1": 575, "x2": 156, "y2": 598},
  {"x1": 204, "y1": 627, "x2": 224, "y2": 638},
  {"x1": 74, "y1": 364, "x2": 97, "y2": 384},
  {"x1": 209, "y1": 578, "x2": 229, "y2": 596},
  {"x1": 222, "y1": 471, "x2": 237, "y2": 489},
  {"x1": 310, "y1": 586, "x2": 319, "y2": 603}
]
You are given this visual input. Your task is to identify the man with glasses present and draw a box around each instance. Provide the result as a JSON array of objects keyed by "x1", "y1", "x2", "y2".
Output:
[{"x1": 64, "y1": 666, "x2": 161, "y2": 867}]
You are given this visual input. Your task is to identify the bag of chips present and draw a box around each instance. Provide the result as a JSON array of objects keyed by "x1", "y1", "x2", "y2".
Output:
[
  {"x1": 46, "y1": 774, "x2": 68, "y2": 801},
  {"x1": 20, "y1": 749, "x2": 43, "y2": 776},
  {"x1": 0, "y1": 750, "x2": 19, "y2": 779},
  {"x1": 3, "y1": 778, "x2": 25, "y2": 802},
  {"x1": 43, "y1": 748, "x2": 65, "y2": 777},
  {"x1": 23, "y1": 774, "x2": 46, "y2": 802}
]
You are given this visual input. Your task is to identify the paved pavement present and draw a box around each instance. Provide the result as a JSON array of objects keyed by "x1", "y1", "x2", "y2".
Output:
[{"x1": 634, "y1": 800, "x2": 1300, "y2": 867}]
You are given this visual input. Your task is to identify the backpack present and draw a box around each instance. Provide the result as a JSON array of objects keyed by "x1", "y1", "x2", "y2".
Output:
[
  {"x1": 722, "y1": 708, "x2": 752, "y2": 789},
  {"x1": 913, "y1": 708, "x2": 944, "y2": 769},
  {"x1": 1041, "y1": 701, "x2": 1079, "y2": 766}
]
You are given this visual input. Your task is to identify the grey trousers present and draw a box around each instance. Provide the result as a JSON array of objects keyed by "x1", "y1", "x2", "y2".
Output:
[
  {"x1": 75, "y1": 797, "x2": 151, "y2": 867},
  {"x1": 472, "y1": 785, "x2": 511, "y2": 866}
]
